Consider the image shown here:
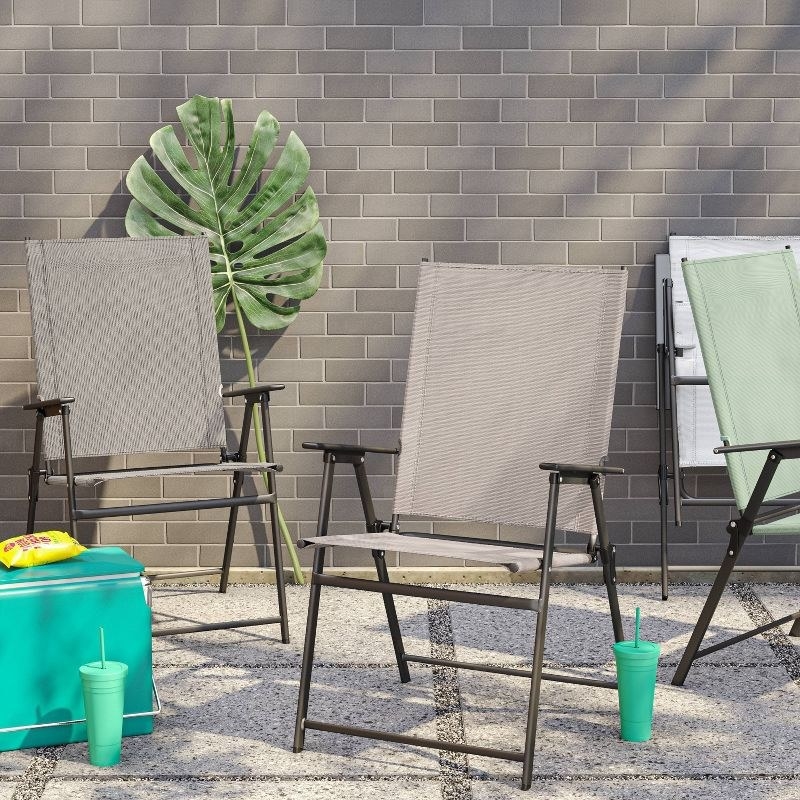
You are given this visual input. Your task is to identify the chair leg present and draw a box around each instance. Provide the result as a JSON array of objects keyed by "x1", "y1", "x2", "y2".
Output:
[
  {"x1": 269, "y1": 499, "x2": 290, "y2": 644},
  {"x1": 672, "y1": 535, "x2": 740, "y2": 686},
  {"x1": 372, "y1": 549, "x2": 411, "y2": 684},
  {"x1": 294, "y1": 547, "x2": 325, "y2": 753},
  {"x1": 590, "y1": 476, "x2": 624, "y2": 643},
  {"x1": 789, "y1": 617, "x2": 800, "y2": 637},
  {"x1": 659, "y1": 474, "x2": 669, "y2": 602},
  {"x1": 521, "y1": 474, "x2": 559, "y2": 791},
  {"x1": 219, "y1": 472, "x2": 244, "y2": 594}
]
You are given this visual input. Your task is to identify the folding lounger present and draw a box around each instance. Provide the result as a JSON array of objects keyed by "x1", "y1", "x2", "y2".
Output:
[
  {"x1": 672, "y1": 248, "x2": 800, "y2": 686},
  {"x1": 23, "y1": 237, "x2": 289, "y2": 640},
  {"x1": 293, "y1": 261, "x2": 627, "y2": 790},
  {"x1": 656, "y1": 235, "x2": 800, "y2": 600}
]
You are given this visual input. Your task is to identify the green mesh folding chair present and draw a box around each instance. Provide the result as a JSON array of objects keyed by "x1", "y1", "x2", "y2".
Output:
[
  {"x1": 23, "y1": 237, "x2": 289, "y2": 641},
  {"x1": 673, "y1": 248, "x2": 800, "y2": 686},
  {"x1": 293, "y1": 261, "x2": 628, "y2": 790}
]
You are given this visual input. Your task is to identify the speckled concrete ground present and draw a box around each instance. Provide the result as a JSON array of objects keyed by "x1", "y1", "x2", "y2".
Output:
[{"x1": 1, "y1": 582, "x2": 798, "y2": 799}]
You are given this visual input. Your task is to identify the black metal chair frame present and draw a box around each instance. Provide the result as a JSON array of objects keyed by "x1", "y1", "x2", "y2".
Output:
[
  {"x1": 23, "y1": 383, "x2": 289, "y2": 642},
  {"x1": 655, "y1": 253, "x2": 798, "y2": 601},
  {"x1": 672, "y1": 440, "x2": 800, "y2": 686},
  {"x1": 293, "y1": 442, "x2": 624, "y2": 791}
]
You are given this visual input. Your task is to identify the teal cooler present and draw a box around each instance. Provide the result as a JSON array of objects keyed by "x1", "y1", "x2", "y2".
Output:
[{"x1": 0, "y1": 547, "x2": 155, "y2": 751}]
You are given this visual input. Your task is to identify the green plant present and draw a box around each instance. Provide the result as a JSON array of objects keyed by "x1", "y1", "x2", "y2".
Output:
[{"x1": 125, "y1": 95, "x2": 327, "y2": 584}]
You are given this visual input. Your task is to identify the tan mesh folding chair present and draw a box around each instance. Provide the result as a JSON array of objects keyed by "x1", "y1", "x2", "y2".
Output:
[
  {"x1": 293, "y1": 261, "x2": 628, "y2": 790},
  {"x1": 23, "y1": 237, "x2": 288, "y2": 641}
]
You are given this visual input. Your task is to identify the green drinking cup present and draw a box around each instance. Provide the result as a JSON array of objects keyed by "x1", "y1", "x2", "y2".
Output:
[
  {"x1": 612, "y1": 640, "x2": 660, "y2": 742},
  {"x1": 79, "y1": 660, "x2": 128, "y2": 767}
]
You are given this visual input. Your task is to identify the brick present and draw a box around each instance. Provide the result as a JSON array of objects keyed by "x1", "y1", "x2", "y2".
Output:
[
  {"x1": 461, "y1": 122, "x2": 525, "y2": 145},
  {"x1": 366, "y1": 50, "x2": 432, "y2": 74},
  {"x1": 93, "y1": 98, "x2": 160, "y2": 122},
  {"x1": 86, "y1": 146, "x2": 146, "y2": 169},
  {"x1": 767, "y1": 146, "x2": 800, "y2": 168},
  {"x1": 569, "y1": 241, "x2": 635, "y2": 265},
  {"x1": 21, "y1": 146, "x2": 84, "y2": 169},
  {"x1": 634, "y1": 194, "x2": 700, "y2": 216},
  {"x1": 495, "y1": 146, "x2": 560, "y2": 169},
  {"x1": 736, "y1": 218, "x2": 800, "y2": 235},
  {"x1": 463, "y1": 26, "x2": 529, "y2": 50},
  {"x1": 435, "y1": 51, "x2": 501, "y2": 74},
  {"x1": 219, "y1": 0, "x2": 284, "y2": 24},
  {"x1": 163, "y1": 50, "x2": 228, "y2": 74},
  {"x1": 326, "y1": 170, "x2": 391, "y2": 194},
  {"x1": 630, "y1": 0, "x2": 695, "y2": 23},
  {"x1": 567, "y1": 194, "x2": 631, "y2": 217},
  {"x1": 55, "y1": 170, "x2": 121, "y2": 194},
  {"x1": 665, "y1": 122, "x2": 730, "y2": 146},
  {"x1": 398, "y1": 218, "x2": 464, "y2": 241},
  {"x1": 325, "y1": 358, "x2": 391, "y2": 381},
  {"x1": 597, "y1": 123, "x2": 662, "y2": 146},
  {"x1": 733, "y1": 122, "x2": 800, "y2": 145},
  {"x1": 298, "y1": 50, "x2": 363, "y2": 74},
  {"x1": 94, "y1": 50, "x2": 160, "y2": 74},
  {"x1": 257, "y1": 25, "x2": 323, "y2": 50},
  {"x1": 775, "y1": 99, "x2": 800, "y2": 120},
  {"x1": 467, "y1": 218, "x2": 531, "y2": 240},
  {"x1": 325, "y1": 75, "x2": 390, "y2": 98},
  {"x1": 367, "y1": 241, "x2": 432, "y2": 264},
  {"x1": 331, "y1": 218, "x2": 396, "y2": 241},
  {"x1": 668, "y1": 25, "x2": 734, "y2": 50},
  {"x1": 119, "y1": 75, "x2": 184, "y2": 98},
  {"x1": 638, "y1": 99, "x2": 703, "y2": 122},
  {"x1": 0, "y1": 50, "x2": 20, "y2": 72},
  {"x1": 0, "y1": 75, "x2": 48, "y2": 97},
  {"x1": 501, "y1": 241, "x2": 566, "y2": 264},
  {"x1": 706, "y1": 98, "x2": 772, "y2": 122},
  {"x1": 324, "y1": 122, "x2": 389, "y2": 144},
  {"x1": 432, "y1": 241, "x2": 499, "y2": 263},
  {"x1": 502, "y1": 98, "x2": 568, "y2": 121},
  {"x1": 363, "y1": 193, "x2": 427, "y2": 216},
  {"x1": 356, "y1": 288, "x2": 416, "y2": 311},
  {"x1": 431, "y1": 194, "x2": 497, "y2": 216},
  {"x1": 528, "y1": 122, "x2": 594, "y2": 145},
  {"x1": 504, "y1": 51, "x2": 570, "y2": 74},
  {"x1": 498, "y1": 194, "x2": 564, "y2": 216},
  {"x1": 461, "y1": 75, "x2": 526, "y2": 98},
  {"x1": 571, "y1": 99, "x2": 635, "y2": 122},
  {"x1": 326, "y1": 26, "x2": 393, "y2": 50},
  {"x1": 665, "y1": 75, "x2": 730, "y2": 97},
  {"x1": 630, "y1": 146, "x2": 697, "y2": 168},
  {"x1": 190, "y1": 26, "x2": 254, "y2": 49},
  {"x1": 530, "y1": 169, "x2": 596, "y2": 194},
  {"x1": 25, "y1": 98, "x2": 89, "y2": 123},
  {"x1": 356, "y1": 0, "x2": 422, "y2": 24},
  {"x1": 53, "y1": 122, "x2": 118, "y2": 146},
  {"x1": 602, "y1": 218, "x2": 668, "y2": 240},
  {"x1": 572, "y1": 51, "x2": 638, "y2": 74},
  {"x1": 535, "y1": 218, "x2": 599, "y2": 240},
  {"x1": 25, "y1": 50, "x2": 90, "y2": 75},
  {"x1": 434, "y1": 99, "x2": 499, "y2": 122},
  {"x1": 769, "y1": 195, "x2": 800, "y2": 215},
  {"x1": 529, "y1": 75, "x2": 594, "y2": 98},
  {"x1": 598, "y1": 170, "x2": 663, "y2": 193},
  {"x1": 733, "y1": 170, "x2": 800, "y2": 192},
  {"x1": 14, "y1": 0, "x2": 78, "y2": 23},
  {"x1": 664, "y1": 170, "x2": 732, "y2": 193},
  {"x1": 710, "y1": 50, "x2": 774, "y2": 73},
  {"x1": 188, "y1": 75, "x2": 254, "y2": 97},
  {"x1": 563, "y1": 0, "x2": 626, "y2": 23},
  {"x1": 0, "y1": 219, "x2": 56, "y2": 239},
  {"x1": 393, "y1": 26, "x2": 461, "y2": 50},
  {"x1": 737, "y1": 26, "x2": 800, "y2": 49},
  {"x1": 598, "y1": 76, "x2": 663, "y2": 100},
  {"x1": 298, "y1": 99, "x2": 364, "y2": 121},
  {"x1": 600, "y1": 25, "x2": 665, "y2": 49},
  {"x1": 120, "y1": 26, "x2": 187, "y2": 50},
  {"x1": 424, "y1": 0, "x2": 491, "y2": 24},
  {"x1": 0, "y1": 170, "x2": 50, "y2": 193},
  {"x1": 735, "y1": 75, "x2": 800, "y2": 97},
  {"x1": 701, "y1": 194, "x2": 768, "y2": 217},
  {"x1": 699, "y1": 146, "x2": 764, "y2": 170},
  {"x1": 366, "y1": 99, "x2": 431, "y2": 122},
  {"x1": 84, "y1": 0, "x2": 148, "y2": 24},
  {"x1": 698, "y1": 0, "x2": 765, "y2": 24},
  {"x1": 393, "y1": 122, "x2": 457, "y2": 145},
  {"x1": 564, "y1": 146, "x2": 629, "y2": 169},
  {"x1": 640, "y1": 51, "x2": 706, "y2": 74},
  {"x1": 394, "y1": 170, "x2": 460, "y2": 193},
  {"x1": 494, "y1": 0, "x2": 560, "y2": 23},
  {"x1": 428, "y1": 146, "x2": 493, "y2": 169}
]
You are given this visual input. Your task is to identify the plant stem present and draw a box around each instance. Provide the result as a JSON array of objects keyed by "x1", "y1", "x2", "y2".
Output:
[{"x1": 230, "y1": 278, "x2": 305, "y2": 585}]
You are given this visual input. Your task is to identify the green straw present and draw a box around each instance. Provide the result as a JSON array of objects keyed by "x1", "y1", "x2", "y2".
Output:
[
  {"x1": 634, "y1": 607, "x2": 640, "y2": 649},
  {"x1": 99, "y1": 627, "x2": 106, "y2": 669}
]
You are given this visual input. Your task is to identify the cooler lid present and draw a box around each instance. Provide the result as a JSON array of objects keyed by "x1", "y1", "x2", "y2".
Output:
[{"x1": 0, "y1": 546, "x2": 144, "y2": 587}]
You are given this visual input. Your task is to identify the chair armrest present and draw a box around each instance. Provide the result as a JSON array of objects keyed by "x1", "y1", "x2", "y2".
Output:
[
  {"x1": 302, "y1": 441, "x2": 400, "y2": 456},
  {"x1": 222, "y1": 383, "x2": 285, "y2": 399},
  {"x1": 22, "y1": 396, "x2": 75, "y2": 415},
  {"x1": 715, "y1": 439, "x2": 800, "y2": 457},
  {"x1": 539, "y1": 462, "x2": 625, "y2": 476}
]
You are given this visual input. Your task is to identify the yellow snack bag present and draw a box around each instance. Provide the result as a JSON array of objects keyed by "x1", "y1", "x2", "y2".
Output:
[{"x1": 0, "y1": 531, "x2": 86, "y2": 569}]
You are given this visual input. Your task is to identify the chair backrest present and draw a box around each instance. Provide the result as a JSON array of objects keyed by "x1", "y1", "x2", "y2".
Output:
[
  {"x1": 394, "y1": 262, "x2": 627, "y2": 534},
  {"x1": 682, "y1": 248, "x2": 800, "y2": 509},
  {"x1": 667, "y1": 235, "x2": 800, "y2": 468},
  {"x1": 26, "y1": 237, "x2": 226, "y2": 461}
]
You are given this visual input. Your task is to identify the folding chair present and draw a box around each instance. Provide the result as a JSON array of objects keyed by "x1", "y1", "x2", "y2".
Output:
[
  {"x1": 672, "y1": 248, "x2": 800, "y2": 686},
  {"x1": 293, "y1": 262, "x2": 627, "y2": 790},
  {"x1": 656, "y1": 236, "x2": 800, "y2": 600},
  {"x1": 23, "y1": 237, "x2": 289, "y2": 641}
]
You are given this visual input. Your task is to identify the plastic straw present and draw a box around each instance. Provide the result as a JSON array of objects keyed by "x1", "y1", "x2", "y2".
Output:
[
  {"x1": 99, "y1": 627, "x2": 106, "y2": 669},
  {"x1": 634, "y1": 607, "x2": 640, "y2": 649}
]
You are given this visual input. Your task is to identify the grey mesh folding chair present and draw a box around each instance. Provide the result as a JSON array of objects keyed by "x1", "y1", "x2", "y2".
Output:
[
  {"x1": 23, "y1": 237, "x2": 288, "y2": 641},
  {"x1": 673, "y1": 248, "x2": 800, "y2": 686},
  {"x1": 293, "y1": 262, "x2": 627, "y2": 790}
]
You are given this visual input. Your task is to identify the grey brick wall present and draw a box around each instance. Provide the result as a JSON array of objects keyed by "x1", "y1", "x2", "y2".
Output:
[{"x1": 1, "y1": 0, "x2": 798, "y2": 570}]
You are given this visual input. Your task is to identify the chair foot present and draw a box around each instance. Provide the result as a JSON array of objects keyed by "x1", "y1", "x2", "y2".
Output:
[{"x1": 790, "y1": 616, "x2": 800, "y2": 638}]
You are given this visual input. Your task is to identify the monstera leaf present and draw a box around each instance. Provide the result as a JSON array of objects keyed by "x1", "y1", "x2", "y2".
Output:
[{"x1": 125, "y1": 95, "x2": 326, "y2": 331}]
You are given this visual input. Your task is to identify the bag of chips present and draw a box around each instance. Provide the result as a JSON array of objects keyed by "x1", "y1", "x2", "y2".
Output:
[{"x1": 0, "y1": 531, "x2": 86, "y2": 569}]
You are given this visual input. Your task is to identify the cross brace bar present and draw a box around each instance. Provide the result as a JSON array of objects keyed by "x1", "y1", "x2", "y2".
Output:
[
  {"x1": 74, "y1": 493, "x2": 276, "y2": 519},
  {"x1": 152, "y1": 616, "x2": 283, "y2": 637},
  {"x1": 695, "y1": 609, "x2": 800, "y2": 659}
]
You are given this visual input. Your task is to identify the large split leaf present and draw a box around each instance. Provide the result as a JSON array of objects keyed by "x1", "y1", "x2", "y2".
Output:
[{"x1": 125, "y1": 95, "x2": 326, "y2": 331}]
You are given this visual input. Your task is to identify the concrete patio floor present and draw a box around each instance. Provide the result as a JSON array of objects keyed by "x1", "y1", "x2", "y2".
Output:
[{"x1": 2, "y1": 581, "x2": 798, "y2": 799}]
